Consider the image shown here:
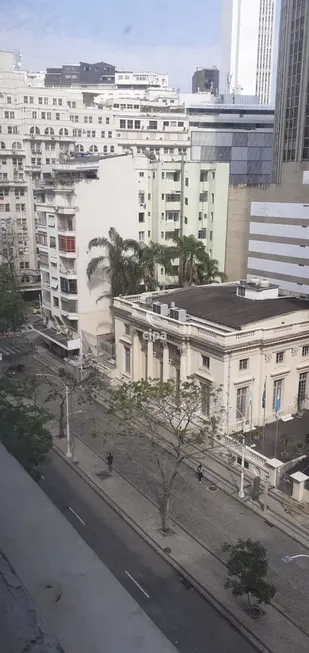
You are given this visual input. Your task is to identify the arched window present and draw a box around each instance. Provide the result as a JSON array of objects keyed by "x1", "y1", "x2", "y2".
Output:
[
  {"x1": 0, "y1": 141, "x2": 5, "y2": 150},
  {"x1": 89, "y1": 144, "x2": 98, "y2": 153},
  {"x1": 44, "y1": 127, "x2": 54, "y2": 135},
  {"x1": 110, "y1": 146, "x2": 115, "y2": 153},
  {"x1": 12, "y1": 141, "x2": 22, "y2": 150},
  {"x1": 75, "y1": 144, "x2": 84, "y2": 153},
  {"x1": 103, "y1": 145, "x2": 108, "y2": 153},
  {"x1": 30, "y1": 126, "x2": 40, "y2": 135},
  {"x1": 59, "y1": 128, "x2": 69, "y2": 136}
]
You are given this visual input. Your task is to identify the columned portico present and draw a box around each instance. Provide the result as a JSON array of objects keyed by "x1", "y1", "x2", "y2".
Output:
[
  {"x1": 132, "y1": 329, "x2": 142, "y2": 380},
  {"x1": 147, "y1": 339, "x2": 154, "y2": 379},
  {"x1": 162, "y1": 342, "x2": 170, "y2": 381}
]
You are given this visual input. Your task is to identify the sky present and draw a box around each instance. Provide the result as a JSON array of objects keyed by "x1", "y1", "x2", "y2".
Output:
[{"x1": 0, "y1": 0, "x2": 221, "y2": 90}]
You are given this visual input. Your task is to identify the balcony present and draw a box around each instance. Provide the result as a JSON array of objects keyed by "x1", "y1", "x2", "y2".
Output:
[
  {"x1": 57, "y1": 224, "x2": 75, "y2": 234},
  {"x1": 55, "y1": 206, "x2": 75, "y2": 215},
  {"x1": 59, "y1": 266, "x2": 76, "y2": 277}
]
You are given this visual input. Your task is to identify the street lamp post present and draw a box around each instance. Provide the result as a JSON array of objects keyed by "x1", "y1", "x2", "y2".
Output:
[
  {"x1": 282, "y1": 554, "x2": 309, "y2": 564},
  {"x1": 37, "y1": 373, "x2": 72, "y2": 459}
]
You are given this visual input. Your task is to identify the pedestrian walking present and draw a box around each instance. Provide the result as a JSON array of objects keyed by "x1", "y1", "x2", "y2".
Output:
[
  {"x1": 107, "y1": 453, "x2": 113, "y2": 474},
  {"x1": 197, "y1": 464, "x2": 203, "y2": 483}
]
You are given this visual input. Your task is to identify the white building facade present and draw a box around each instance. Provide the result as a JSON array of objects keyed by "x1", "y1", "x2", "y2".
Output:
[
  {"x1": 33, "y1": 154, "x2": 229, "y2": 355},
  {"x1": 113, "y1": 280, "x2": 309, "y2": 433},
  {"x1": 220, "y1": 0, "x2": 277, "y2": 104}
]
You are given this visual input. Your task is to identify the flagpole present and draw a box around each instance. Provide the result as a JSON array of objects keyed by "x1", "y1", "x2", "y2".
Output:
[
  {"x1": 275, "y1": 411, "x2": 279, "y2": 458},
  {"x1": 262, "y1": 377, "x2": 267, "y2": 453}
]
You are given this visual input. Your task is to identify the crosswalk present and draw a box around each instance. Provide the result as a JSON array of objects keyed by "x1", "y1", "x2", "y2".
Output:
[{"x1": 0, "y1": 341, "x2": 33, "y2": 361}]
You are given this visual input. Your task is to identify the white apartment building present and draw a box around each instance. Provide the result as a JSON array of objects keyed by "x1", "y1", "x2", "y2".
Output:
[
  {"x1": 113, "y1": 279, "x2": 309, "y2": 432},
  {"x1": 220, "y1": 0, "x2": 277, "y2": 104},
  {"x1": 32, "y1": 153, "x2": 229, "y2": 355}
]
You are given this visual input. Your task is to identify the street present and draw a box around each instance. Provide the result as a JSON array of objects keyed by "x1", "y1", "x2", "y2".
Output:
[{"x1": 40, "y1": 451, "x2": 259, "y2": 653}]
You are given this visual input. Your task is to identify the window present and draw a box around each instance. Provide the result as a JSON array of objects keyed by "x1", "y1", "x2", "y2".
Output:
[
  {"x1": 272, "y1": 378, "x2": 283, "y2": 413},
  {"x1": 200, "y1": 171, "x2": 208, "y2": 182},
  {"x1": 201, "y1": 383, "x2": 210, "y2": 415},
  {"x1": 124, "y1": 346, "x2": 131, "y2": 374},
  {"x1": 148, "y1": 120, "x2": 157, "y2": 130},
  {"x1": 202, "y1": 355, "x2": 209, "y2": 369},
  {"x1": 302, "y1": 346, "x2": 309, "y2": 357},
  {"x1": 124, "y1": 324, "x2": 130, "y2": 335},
  {"x1": 53, "y1": 296, "x2": 59, "y2": 307},
  {"x1": 119, "y1": 119, "x2": 126, "y2": 128},
  {"x1": 200, "y1": 191, "x2": 208, "y2": 202},
  {"x1": 212, "y1": 171, "x2": 215, "y2": 180},
  {"x1": 135, "y1": 120, "x2": 141, "y2": 129},
  {"x1": 4, "y1": 111, "x2": 14, "y2": 119},
  {"x1": 49, "y1": 236, "x2": 56, "y2": 248},
  {"x1": 178, "y1": 121, "x2": 184, "y2": 127},
  {"x1": 89, "y1": 144, "x2": 98, "y2": 153},
  {"x1": 127, "y1": 120, "x2": 133, "y2": 129},
  {"x1": 239, "y1": 359, "x2": 249, "y2": 371},
  {"x1": 198, "y1": 228, "x2": 206, "y2": 239},
  {"x1": 59, "y1": 128, "x2": 69, "y2": 136},
  {"x1": 139, "y1": 171, "x2": 144, "y2": 177},
  {"x1": 138, "y1": 212, "x2": 145, "y2": 223},
  {"x1": 58, "y1": 236, "x2": 75, "y2": 252},
  {"x1": 211, "y1": 193, "x2": 215, "y2": 204},
  {"x1": 110, "y1": 146, "x2": 115, "y2": 153},
  {"x1": 185, "y1": 177, "x2": 189, "y2": 187},
  {"x1": 101, "y1": 131, "x2": 105, "y2": 138},
  {"x1": 60, "y1": 277, "x2": 77, "y2": 294},
  {"x1": 185, "y1": 197, "x2": 188, "y2": 205},
  {"x1": 276, "y1": 351, "x2": 284, "y2": 364},
  {"x1": 108, "y1": 131, "x2": 112, "y2": 138},
  {"x1": 210, "y1": 231, "x2": 213, "y2": 241},
  {"x1": 106, "y1": 117, "x2": 110, "y2": 124},
  {"x1": 138, "y1": 231, "x2": 145, "y2": 242}
]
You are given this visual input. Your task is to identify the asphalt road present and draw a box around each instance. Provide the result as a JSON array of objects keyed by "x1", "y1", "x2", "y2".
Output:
[{"x1": 40, "y1": 451, "x2": 259, "y2": 653}]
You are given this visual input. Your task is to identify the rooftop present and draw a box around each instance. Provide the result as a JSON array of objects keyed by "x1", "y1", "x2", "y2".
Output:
[{"x1": 153, "y1": 284, "x2": 309, "y2": 330}]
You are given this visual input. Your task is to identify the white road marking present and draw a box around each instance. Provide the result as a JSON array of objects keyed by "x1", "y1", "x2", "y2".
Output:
[
  {"x1": 68, "y1": 506, "x2": 86, "y2": 526},
  {"x1": 125, "y1": 571, "x2": 150, "y2": 599}
]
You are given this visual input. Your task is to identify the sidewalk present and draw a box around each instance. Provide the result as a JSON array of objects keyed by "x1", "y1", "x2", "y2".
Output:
[{"x1": 53, "y1": 432, "x2": 309, "y2": 653}]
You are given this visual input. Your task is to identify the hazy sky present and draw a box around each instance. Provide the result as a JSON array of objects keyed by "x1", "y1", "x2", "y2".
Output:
[{"x1": 0, "y1": 0, "x2": 221, "y2": 90}]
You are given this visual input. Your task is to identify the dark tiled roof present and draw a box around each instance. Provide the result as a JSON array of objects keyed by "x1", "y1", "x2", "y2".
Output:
[{"x1": 154, "y1": 285, "x2": 309, "y2": 330}]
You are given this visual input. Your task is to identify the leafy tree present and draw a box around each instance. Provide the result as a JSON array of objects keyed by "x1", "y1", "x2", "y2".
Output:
[
  {"x1": 43, "y1": 365, "x2": 106, "y2": 440},
  {"x1": 110, "y1": 376, "x2": 223, "y2": 533},
  {"x1": 86, "y1": 227, "x2": 141, "y2": 299},
  {"x1": 0, "y1": 264, "x2": 26, "y2": 334},
  {"x1": 222, "y1": 538, "x2": 276, "y2": 607},
  {"x1": 197, "y1": 256, "x2": 228, "y2": 285},
  {"x1": 0, "y1": 376, "x2": 52, "y2": 480}
]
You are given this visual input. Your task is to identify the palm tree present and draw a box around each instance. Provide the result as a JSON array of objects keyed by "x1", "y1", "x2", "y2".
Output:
[
  {"x1": 172, "y1": 234, "x2": 227, "y2": 287},
  {"x1": 196, "y1": 255, "x2": 228, "y2": 285},
  {"x1": 86, "y1": 227, "x2": 141, "y2": 298},
  {"x1": 138, "y1": 241, "x2": 175, "y2": 291}
]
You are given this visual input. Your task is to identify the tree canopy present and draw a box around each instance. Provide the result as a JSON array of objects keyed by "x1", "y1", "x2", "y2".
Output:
[
  {"x1": 110, "y1": 376, "x2": 223, "y2": 532},
  {"x1": 0, "y1": 375, "x2": 52, "y2": 480},
  {"x1": 222, "y1": 538, "x2": 276, "y2": 607},
  {"x1": 0, "y1": 264, "x2": 26, "y2": 334}
]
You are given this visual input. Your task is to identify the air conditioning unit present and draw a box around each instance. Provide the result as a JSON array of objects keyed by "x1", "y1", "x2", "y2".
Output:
[
  {"x1": 169, "y1": 307, "x2": 187, "y2": 322},
  {"x1": 152, "y1": 302, "x2": 169, "y2": 316}
]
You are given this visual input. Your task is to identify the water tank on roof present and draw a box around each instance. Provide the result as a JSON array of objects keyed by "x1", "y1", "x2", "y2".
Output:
[
  {"x1": 260, "y1": 278, "x2": 270, "y2": 288},
  {"x1": 249, "y1": 277, "x2": 260, "y2": 286}
]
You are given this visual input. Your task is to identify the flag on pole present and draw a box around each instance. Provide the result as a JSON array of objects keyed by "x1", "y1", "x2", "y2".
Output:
[
  {"x1": 262, "y1": 379, "x2": 267, "y2": 409},
  {"x1": 275, "y1": 389, "x2": 281, "y2": 417}
]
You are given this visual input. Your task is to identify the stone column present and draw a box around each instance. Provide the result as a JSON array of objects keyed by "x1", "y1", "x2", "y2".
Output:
[
  {"x1": 147, "y1": 339, "x2": 154, "y2": 379},
  {"x1": 162, "y1": 342, "x2": 170, "y2": 381},
  {"x1": 180, "y1": 341, "x2": 187, "y2": 382},
  {"x1": 132, "y1": 329, "x2": 141, "y2": 381}
]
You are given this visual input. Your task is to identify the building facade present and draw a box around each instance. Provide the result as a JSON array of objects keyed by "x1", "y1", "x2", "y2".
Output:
[
  {"x1": 190, "y1": 103, "x2": 274, "y2": 185},
  {"x1": 32, "y1": 154, "x2": 229, "y2": 355},
  {"x1": 273, "y1": 0, "x2": 309, "y2": 182},
  {"x1": 220, "y1": 0, "x2": 277, "y2": 104},
  {"x1": 113, "y1": 280, "x2": 309, "y2": 433},
  {"x1": 192, "y1": 68, "x2": 220, "y2": 95},
  {"x1": 45, "y1": 61, "x2": 116, "y2": 87}
]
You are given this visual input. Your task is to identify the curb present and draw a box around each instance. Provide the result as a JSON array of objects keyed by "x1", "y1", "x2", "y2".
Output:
[{"x1": 53, "y1": 443, "x2": 274, "y2": 653}]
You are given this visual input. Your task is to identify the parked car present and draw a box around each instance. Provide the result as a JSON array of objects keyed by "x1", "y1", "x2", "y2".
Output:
[{"x1": 5, "y1": 364, "x2": 25, "y2": 378}]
